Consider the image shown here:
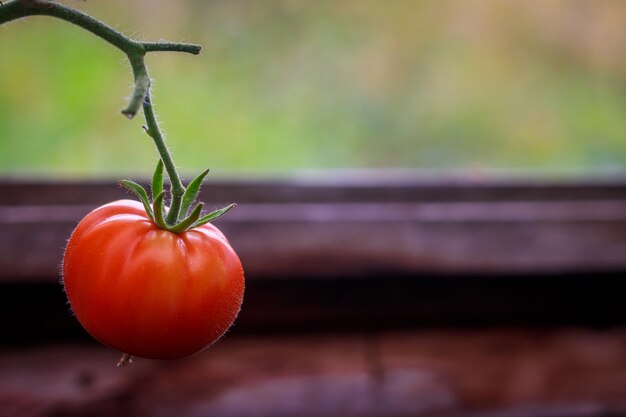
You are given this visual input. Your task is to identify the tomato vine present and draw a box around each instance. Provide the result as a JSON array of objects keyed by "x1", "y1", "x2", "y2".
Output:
[
  {"x1": 1, "y1": 0, "x2": 245, "y2": 363},
  {"x1": 0, "y1": 0, "x2": 234, "y2": 232}
]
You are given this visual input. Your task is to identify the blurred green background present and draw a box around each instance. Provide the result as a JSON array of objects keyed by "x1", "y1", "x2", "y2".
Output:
[{"x1": 0, "y1": 0, "x2": 625, "y2": 177}]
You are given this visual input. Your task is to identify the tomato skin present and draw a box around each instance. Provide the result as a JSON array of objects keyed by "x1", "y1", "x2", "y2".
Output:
[{"x1": 62, "y1": 200, "x2": 244, "y2": 359}]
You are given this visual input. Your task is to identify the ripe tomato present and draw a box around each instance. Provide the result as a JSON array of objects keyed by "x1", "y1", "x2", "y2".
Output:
[{"x1": 62, "y1": 199, "x2": 244, "y2": 359}]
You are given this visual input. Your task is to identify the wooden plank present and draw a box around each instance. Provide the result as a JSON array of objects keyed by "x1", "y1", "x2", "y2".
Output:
[
  {"x1": 2, "y1": 176, "x2": 626, "y2": 205},
  {"x1": 2, "y1": 330, "x2": 626, "y2": 417},
  {"x1": 377, "y1": 329, "x2": 626, "y2": 413},
  {"x1": 2, "y1": 199, "x2": 626, "y2": 281}
]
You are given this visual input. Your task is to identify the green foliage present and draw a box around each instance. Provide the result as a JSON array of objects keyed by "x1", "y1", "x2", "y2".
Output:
[
  {"x1": 179, "y1": 168, "x2": 210, "y2": 220},
  {"x1": 1, "y1": 0, "x2": 625, "y2": 176},
  {"x1": 192, "y1": 204, "x2": 236, "y2": 229},
  {"x1": 170, "y1": 202, "x2": 204, "y2": 234},
  {"x1": 152, "y1": 191, "x2": 168, "y2": 230},
  {"x1": 119, "y1": 179, "x2": 155, "y2": 221},
  {"x1": 151, "y1": 160, "x2": 164, "y2": 201}
]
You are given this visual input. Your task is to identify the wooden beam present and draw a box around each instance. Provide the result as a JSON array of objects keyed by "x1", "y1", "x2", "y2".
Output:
[
  {"x1": 2, "y1": 180, "x2": 626, "y2": 281},
  {"x1": 2, "y1": 330, "x2": 626, "y2": 416}
]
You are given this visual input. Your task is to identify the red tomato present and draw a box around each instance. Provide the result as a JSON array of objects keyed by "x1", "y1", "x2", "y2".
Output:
[{"x1": 63, "y1": 199, "x2": 244, "y2": 359}]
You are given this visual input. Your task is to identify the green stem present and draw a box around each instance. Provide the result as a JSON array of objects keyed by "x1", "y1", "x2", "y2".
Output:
[
  {"x1": 0, "y1": 0, "x2": 200, "y2": 118},
  {"x1": 0, "y1": 0, "x2": 142, "y2": 53},
  {"x1": 142, "y1": 94, "x2": 185, "y2": 225},
  {"x1": 0, "y1": 0, "x2": 198, "y2": 230},
  {"x1": 144, "y1": 42, "x2": 201, "y2": 54},
  {"x1": 126, "y1": 53, "x2": 151, "y2": 119}
]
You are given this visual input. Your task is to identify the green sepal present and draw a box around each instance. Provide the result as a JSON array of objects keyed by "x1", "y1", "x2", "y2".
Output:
[
  {"x1": 152, "y1": 191, "x2": 169, "y2": 230},
  {"x1": 191, "y1": 203, "x2": 236, "y2": 228},
  {"x1": 170, "y1": 202, "x2": 204, "y2": 234},
  {"x1": 151, "y1": 159, "x2": 164, "y2": 201},
  {"x1": 179, "y1": 168, "x2": 210, "y2": 221},
  {"x1": 119, "y1": 179, "x2": 155, "y2": 222}
]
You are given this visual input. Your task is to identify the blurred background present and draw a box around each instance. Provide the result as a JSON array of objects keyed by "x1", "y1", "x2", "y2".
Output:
[
  {"x1": 2, "y1": 1, "x2": 626, "y2": 417},
  {"x1": 0, "y1": 0, "x2": 625, "y2": 176}
]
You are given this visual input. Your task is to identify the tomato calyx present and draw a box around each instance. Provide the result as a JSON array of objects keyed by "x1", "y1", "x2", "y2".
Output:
[{"x1": 119, "y1": 159, "x2": 235, "y2": 234}]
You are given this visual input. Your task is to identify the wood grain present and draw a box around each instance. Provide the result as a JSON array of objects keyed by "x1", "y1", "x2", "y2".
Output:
[
  {"x1": 2, "y1": 177, "x2": 626, "y2": 281},
  {"x1": 2, "y1": 330, "x2": 626, "y2": 417}
]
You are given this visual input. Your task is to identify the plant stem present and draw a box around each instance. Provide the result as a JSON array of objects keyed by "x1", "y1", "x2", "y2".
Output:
[
  {"x1": 0, "y1": 0, "x2": 196, "y2": 228},
  {"x1": 144, "y1": 42, "x2": 201, "y2": 54},
  {"x1": 0, "y1": 0, "x2": 143, "y2": 54},
  {"x1": 0, "y1": 0, "x2": 200, "y2": 118},
  {"x1": 143, "y1": 94, "x2": 185, "y2": 225}
]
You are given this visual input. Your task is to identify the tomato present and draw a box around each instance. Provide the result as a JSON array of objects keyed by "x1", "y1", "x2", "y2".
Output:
[{"x1": 62, "y1": 199, "x2": 244, "y2": 359}]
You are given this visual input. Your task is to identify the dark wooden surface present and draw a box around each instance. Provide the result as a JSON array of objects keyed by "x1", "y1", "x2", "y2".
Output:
[
  {"x1": 2, "y1": 329, "x2": 626, "y2": 417},
  {"x1": 4, "y1": 274, "x2": 626, "y2": 345},
  {"x1": 2, "y1": 177, "x2": 626, "y2": 417},
  {"x1": 2, "y1": 178, "x2": 626, "y2": 281},
  {"x1": 3, "y1": 175, "x2": 626, "y2": 205}
]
